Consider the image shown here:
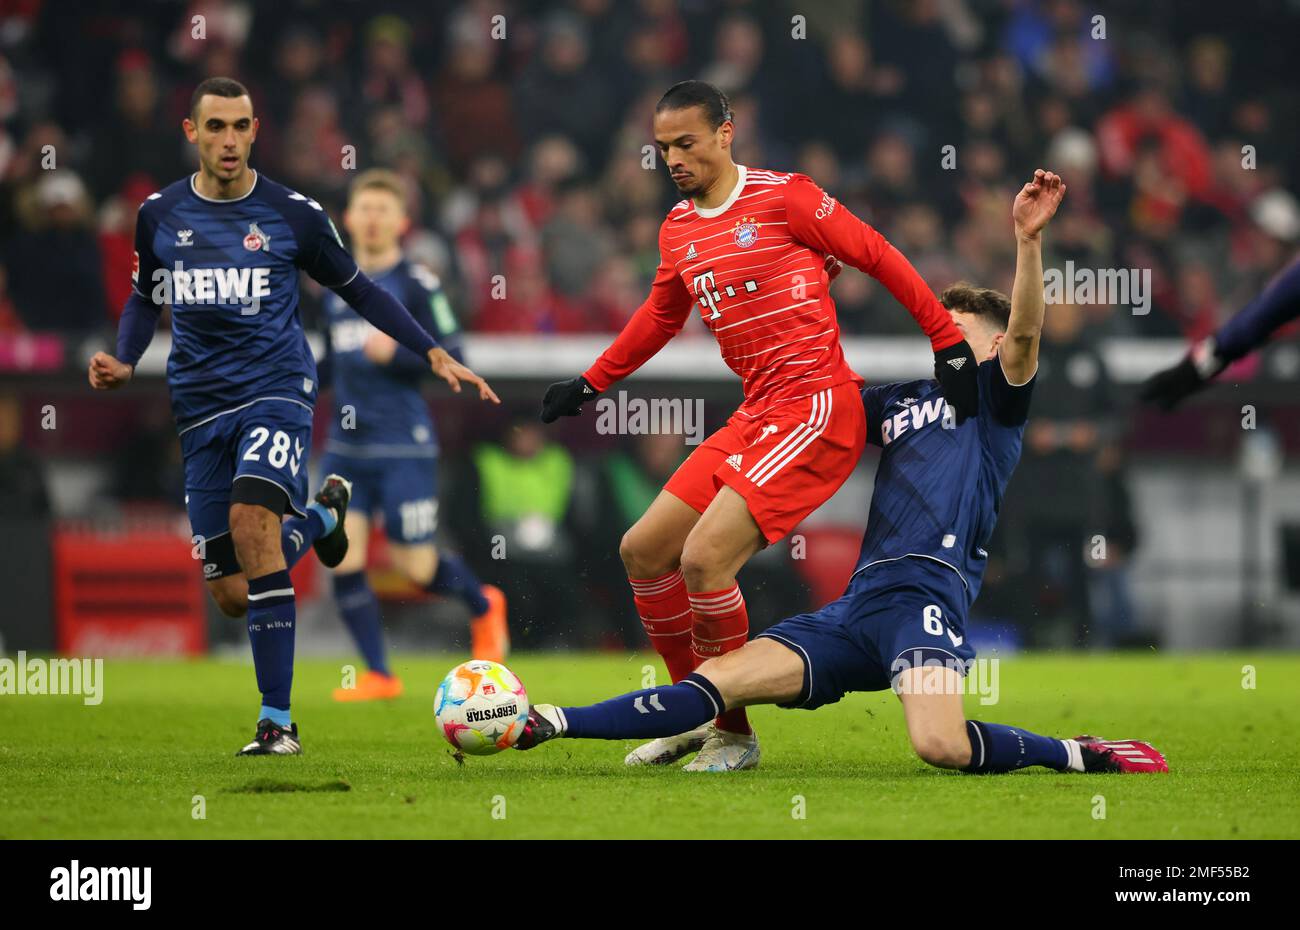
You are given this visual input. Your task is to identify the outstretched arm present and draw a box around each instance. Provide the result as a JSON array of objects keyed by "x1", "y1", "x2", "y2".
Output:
[
  {"x1": 1215, "y1": 257, "x2": 1300, "y2": 361},
  {"x1": 368, "y1": 272, "x2": 467, "y2": 372},
  {"x1": 298, "y1": 204, "x2": 497, "y2": 403},
  {"x1": 1140, "y1": 256, "x2": 1300, "y2": 409},
  {"x1": 580, "y1": 291, "x2": 693, "y2": 392},
  {"x1": 1002, "y1": 169, "x2": 1066, "y2": 385},
  {"x1": 330, "y1": 272, "x2": 496, "y2": 403}
]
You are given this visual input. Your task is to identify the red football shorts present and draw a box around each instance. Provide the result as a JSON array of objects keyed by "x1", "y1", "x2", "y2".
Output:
[{"x1": 663, "y1": 380, "x2": 867, "y2": 544}]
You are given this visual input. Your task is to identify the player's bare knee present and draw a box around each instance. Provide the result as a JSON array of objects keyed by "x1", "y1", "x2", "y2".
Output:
[
  {"x1": 620, "y1": 527, "x2": 675, "y2": 579},
  {"x1": 207, "y1": 578, "x2": 248, "y2": 618},
  {"x1": 333, "y1": 545, "x2": 367, "y2": 576},
  {"x1": 679, "y1": 537, "x2": 726, "y2": 591},
  {"x1": 404, "y1": 563, "x2": 435, "y2": 588},
  {"x1": 212, "y1": 587, "x2": 247, "y2": 618},
  {"x1": 394, "y1": 545, "x2": 437, "y2": 588},
  {"x1": 910, "y1": 729, "x2": 971, "y2": 770},
  {"x1": 617, "y1": 530, "x2": 639, "y2": 572}
]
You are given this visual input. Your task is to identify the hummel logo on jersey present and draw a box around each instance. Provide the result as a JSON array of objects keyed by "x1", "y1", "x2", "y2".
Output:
[
  {"x1": 287, "y1": 191, "x2": 324, "y2": 211},
  {"x1": 175, "y1": 229, "x2": 194, "y2": 247},
  {"x1": 243, "y1": 222, "x2": 270, "y2": 252},
  {"x1": 685, "y1": 243, "x2": 698, "y2": 260},
  {"x1": 726, "y1": 453, "x2": 743, "y2": 471},
  {"x1": 946, "y1": 357, "x2": 967, "y2": 371}
]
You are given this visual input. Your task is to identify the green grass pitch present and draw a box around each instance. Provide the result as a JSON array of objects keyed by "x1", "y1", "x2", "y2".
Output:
[{"x1": 1, "y1": 652, "x2": 1296, "y2": 839}]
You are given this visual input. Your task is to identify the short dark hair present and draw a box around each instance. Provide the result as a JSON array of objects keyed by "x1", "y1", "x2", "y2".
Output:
[
  {"x1": 190, "y1": 77, "x2": 251, "y2": 118},
  {"x1": 940, "y1": 282, "x2": 1011, "y2": 330},
  {"x1": 656, "y1": 80, "x2": 734, "y2": 130}
]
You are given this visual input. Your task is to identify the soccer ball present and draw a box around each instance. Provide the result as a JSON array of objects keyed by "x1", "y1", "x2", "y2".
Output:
[{"x1": 434, "y1": 660, "x2": 529, "y2": 755}]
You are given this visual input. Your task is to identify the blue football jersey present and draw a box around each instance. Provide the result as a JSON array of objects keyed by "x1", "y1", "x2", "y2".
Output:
[
  {"x1": 323, "y1": 259, "x2": 464, "y2": 458},
  {"x1": 855, "y1": 355, "x2": 1035, "y2": 605},
  {"x1": 131, "y1": 172, "x2": 357, "y2": 429}
]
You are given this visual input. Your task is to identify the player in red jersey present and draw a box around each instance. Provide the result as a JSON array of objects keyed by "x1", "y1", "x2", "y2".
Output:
[{"x1": 541, "y1": 81, "x2": 976, "y2": 770}]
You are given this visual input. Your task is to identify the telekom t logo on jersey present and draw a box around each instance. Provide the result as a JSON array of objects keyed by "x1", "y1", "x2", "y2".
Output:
[{"x1": 691, "y1": 269, "x2": 759, "y2": 322}]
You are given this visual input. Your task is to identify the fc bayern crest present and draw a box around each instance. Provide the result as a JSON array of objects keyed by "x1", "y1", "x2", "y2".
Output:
[
  {"x1": 733, "y1": 216, "x2": 761, "y2": 248},
  {"x1": 243, "y1": 222, "x2": 270, "y2": 252}
]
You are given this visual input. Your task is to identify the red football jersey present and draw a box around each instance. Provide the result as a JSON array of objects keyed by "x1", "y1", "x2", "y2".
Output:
[{"x1": 584, "y1": 165, "x2": 962, "y2": 419}]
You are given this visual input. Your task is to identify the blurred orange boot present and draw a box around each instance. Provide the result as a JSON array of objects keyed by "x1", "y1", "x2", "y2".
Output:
[
  {"x1": 333, "y1": 670, "x2": 404, "y2": 702},
  {"x1": 470, "y1": 585, "x2": 510, "y2": 663}
]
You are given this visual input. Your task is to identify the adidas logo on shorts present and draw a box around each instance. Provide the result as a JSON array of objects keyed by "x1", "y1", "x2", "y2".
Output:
[{"x1": 726, "y1": 453, "x2": 743, "y2": 471}]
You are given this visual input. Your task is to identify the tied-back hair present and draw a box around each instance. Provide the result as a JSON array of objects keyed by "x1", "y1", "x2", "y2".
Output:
[{"x1": 656, "y1": 80, "x2": 734, "y2": 129}]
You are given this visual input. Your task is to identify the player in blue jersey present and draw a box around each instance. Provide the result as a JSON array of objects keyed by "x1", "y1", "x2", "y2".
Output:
[
  {"x1": 515, "y1": 170, "x2": 1169, "y2": 775},
  {"x1": 1140, "y1": 255, "x2": 1300, "y2": 409},
  {"x1": 320, "y1": 169, "x2": 508, "y2": 703},
  {"x1": 87, "y1": 78, "x2": 498, "y2": 756}
]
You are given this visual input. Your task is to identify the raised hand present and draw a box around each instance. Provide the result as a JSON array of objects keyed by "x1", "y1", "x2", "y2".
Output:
[{"x1": 1013, "y1": 169, "x2": 1066, "y2": 240}]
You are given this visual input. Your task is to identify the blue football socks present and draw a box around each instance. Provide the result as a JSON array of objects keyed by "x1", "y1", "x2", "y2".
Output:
[
  {"x1": 560, "y1": 673, "x2": 723, "y2": 740},
  {"x1": 246, "y1": 569, "x2": 296, "y2": 726}
]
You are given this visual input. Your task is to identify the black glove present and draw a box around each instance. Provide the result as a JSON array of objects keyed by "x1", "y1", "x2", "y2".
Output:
[
  {"x1": 540, "y1": 375, "x2": 598, "y2": 423},
  {"x1": 1138, "y1": 339, "x2": 1226, "y2": 411},
  {"x1": 933, "y1": 341, "x2": 979, "y2": 424}
]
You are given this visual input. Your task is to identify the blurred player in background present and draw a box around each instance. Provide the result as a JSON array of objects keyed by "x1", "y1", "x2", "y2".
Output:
[
  {"x1": 88, "y1": 78, "x2": 498, "y2": 756},
  {"x1": 1140, "y1": 256, "x2": 1300, "y2": 408},
  {"x1": 540, "y1": 80, "x2": 979, "y2": 771},
  {"x1": 321, "y1": 169, "x2": 508, "y2": 703},
  {"x1": 520, "y1": 171, "x2": 1168, "y2": 776}
]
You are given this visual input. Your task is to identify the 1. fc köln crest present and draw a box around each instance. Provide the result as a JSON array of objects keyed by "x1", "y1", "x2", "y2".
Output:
[{"x1": 243, "y1": 222, "x2": 270, "y2": 252}]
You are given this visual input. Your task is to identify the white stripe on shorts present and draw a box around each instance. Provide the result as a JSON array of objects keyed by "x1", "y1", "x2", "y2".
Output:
[{"x1": 747, "y1": 389, "x2": 833, "y2": 487}]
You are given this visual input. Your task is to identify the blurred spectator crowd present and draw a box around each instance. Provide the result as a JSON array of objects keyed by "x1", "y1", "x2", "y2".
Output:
[
  {"x1": 0, "y1": 0, "x2": 1296, "y2": 343},
  {"x1": 1, "y1": 0, "x2": 1298, "y2": 651}
]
